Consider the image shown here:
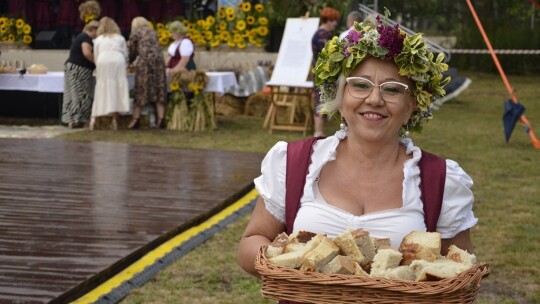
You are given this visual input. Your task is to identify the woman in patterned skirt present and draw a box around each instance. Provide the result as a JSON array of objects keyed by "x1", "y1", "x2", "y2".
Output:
[
  {"x1": 62, "y1": 20, "x2": 99, "y2": 128},
  {"x1": 127, "y1": 16, "x2": 166, "y2": 129}
]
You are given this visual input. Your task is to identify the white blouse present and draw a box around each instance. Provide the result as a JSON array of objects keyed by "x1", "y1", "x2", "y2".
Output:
[
  {"x1": 167, "y1": 38, "x2": 194, "y2": 57},
  {"x1": 254, "y1": 132, "x2": 478, "y2": 248}
]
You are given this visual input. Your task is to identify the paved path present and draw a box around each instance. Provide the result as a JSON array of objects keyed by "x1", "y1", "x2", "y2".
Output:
[{"x1": 0, "y1": 125, "x2": 82, "y2": 138}]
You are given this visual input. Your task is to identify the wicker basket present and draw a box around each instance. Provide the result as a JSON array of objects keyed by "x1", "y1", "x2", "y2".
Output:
[{"x1": 255, "y1": 246, "x2": 490, "y2": 304}]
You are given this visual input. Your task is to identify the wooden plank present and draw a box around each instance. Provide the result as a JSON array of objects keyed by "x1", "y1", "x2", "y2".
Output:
[{"x1": 0, "y1": 138, "x2": 263, "y2": 303}]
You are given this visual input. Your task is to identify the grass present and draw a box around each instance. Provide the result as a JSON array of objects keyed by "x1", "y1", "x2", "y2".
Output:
[{"x1": 54, "y1": 72, "x2": 540, "y2": 304}]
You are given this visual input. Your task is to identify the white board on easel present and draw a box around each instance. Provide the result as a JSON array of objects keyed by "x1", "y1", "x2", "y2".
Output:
[{"x1": 267, "y1": 17, "x2": 320, "y2": 88}]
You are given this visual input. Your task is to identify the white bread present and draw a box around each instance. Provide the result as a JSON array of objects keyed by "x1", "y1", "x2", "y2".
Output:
[
  {"x1": 265, "y1": 232, "x2": 289, "y2": 258},
  {"x1": 300, "y1": 236, "x2": 340, "y2": 272},
  {"x1": 333, "y1": 230, "x2": 365, "y2": 264},
  {"x1": 370, "y1": 248, "x2": 403, "y2": 273},
  {"x1": 410, "y1": 258, "x2": 470, "y2": 281},
  {"x1": 285, "y1": 232, "x2": 322, "y2": 253},
  {"x1": 319, "y1": 255, "x2": 358, "y2": 275},
  {"x1": 350, "y1": 229, "x2": 376, "y2": 265},
  {"x1": 371, "y1": 265, "x2": 416, "y2": 281},
  {"x1": 398, "y1": 231, "x2": 441, "y2": 265},
  {"x1": 371, "y1": 237, "x2": 392, "y2": 250},
  {"x1": 446, "y1": 245, "x2": 476, "y2": 267},
  {"x1": 269, "y1": 249, "x2": 309, "y2": 268},
  {"x1": 353, "y1": 261, "x2": 369, "y2": 276}
]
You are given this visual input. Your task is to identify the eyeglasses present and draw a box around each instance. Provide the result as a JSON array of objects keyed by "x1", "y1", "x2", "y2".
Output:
[{"x1": 345, "y1": 77, "x2": 409, "y2": 103}]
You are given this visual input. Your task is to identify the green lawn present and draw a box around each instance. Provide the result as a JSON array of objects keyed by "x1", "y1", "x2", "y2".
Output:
[{"x1": 58, "y1": 72, "x2": 540, "y2": 304}]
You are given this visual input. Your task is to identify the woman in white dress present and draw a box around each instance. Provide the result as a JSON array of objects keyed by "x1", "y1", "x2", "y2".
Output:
[{"x1": 90, "y1": 17, "x2": 130, "y2": 130}]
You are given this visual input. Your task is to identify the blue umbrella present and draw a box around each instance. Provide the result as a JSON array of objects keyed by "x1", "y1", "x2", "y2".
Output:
[{"x1": 503, "y1": 99, "x2": 525, "y2": 143}]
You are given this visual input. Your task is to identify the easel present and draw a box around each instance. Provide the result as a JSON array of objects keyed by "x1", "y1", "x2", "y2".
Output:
[{"x1": 262, "y1": 16, "x2": 319, "y2": 135}]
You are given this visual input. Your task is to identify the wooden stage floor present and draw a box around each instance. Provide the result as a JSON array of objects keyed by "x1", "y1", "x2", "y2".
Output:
[{"x1": 0, "y1": 138, "x2": 264, "y2": 303}]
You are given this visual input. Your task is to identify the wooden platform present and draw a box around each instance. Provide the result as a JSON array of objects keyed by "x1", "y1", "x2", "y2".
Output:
[{"x1": 0, "y1": 138, "x2": 264, "y2": 303}]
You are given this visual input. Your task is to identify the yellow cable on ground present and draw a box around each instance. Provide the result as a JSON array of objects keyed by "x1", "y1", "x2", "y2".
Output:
[{"x1": 71, "y1": 189, "x2": 259, "y2": 304}]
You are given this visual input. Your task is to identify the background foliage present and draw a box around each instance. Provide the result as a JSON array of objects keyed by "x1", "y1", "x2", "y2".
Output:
[{"x1": 364, "y1": 0, "x2": 540, "y2": 75}]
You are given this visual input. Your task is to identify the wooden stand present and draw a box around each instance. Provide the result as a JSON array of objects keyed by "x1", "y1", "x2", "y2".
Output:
[{"x1": 263, "y1": 85, "x2": 313, "y2": 136}]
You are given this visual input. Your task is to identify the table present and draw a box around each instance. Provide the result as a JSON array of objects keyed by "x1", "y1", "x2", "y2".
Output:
[{"x1": 0, "y1": 71, "x2": 237, "y2": 94}]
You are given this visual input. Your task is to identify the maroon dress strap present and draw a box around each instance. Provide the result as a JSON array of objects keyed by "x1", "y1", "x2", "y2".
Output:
[{"x1": 418, "y1": 150, "x2": 447, "y2": 232}]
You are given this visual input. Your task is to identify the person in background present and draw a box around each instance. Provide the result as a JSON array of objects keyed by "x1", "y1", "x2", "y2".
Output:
[
  {"x1": 62, "y1": 20, "x2": 98, "y2": 129},
  {"x1": 238, "y1": 13, "x2": 476, "y2": 278},
  {"x1": 339, "y1": 10, "x2": 363, "y2": 40},
  {"x1": 165, "y1": 20, "x2": 196, "y2": 75},
  {"x1": 311, "y1": 7, "x2": 340, "y2": 137},
  {"x1": 90, "y1": 17, "x2": 130, "y2": 130},
  {"x1": 127, "y1": 16, "x2": 167, "y2": 129}
]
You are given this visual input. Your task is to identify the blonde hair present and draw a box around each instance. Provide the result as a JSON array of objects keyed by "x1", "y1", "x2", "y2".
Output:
[
  {"x1": 83, "y1": 20, "x2": 99, "y2": 32},
  {"x1": 97, "y1": 17, "x2": 121, "y2": 36},
  {"x1": 167, "y1": 21, "x2": 188, "y2": 34},
  {"x1": 131, "y1": 16, "x2": 149, "y2": 33}
]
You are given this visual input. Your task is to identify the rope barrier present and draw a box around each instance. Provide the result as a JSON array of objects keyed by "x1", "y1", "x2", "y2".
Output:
[{"x1": 449, "y1": 49, "x2": 540, "y2": 55}]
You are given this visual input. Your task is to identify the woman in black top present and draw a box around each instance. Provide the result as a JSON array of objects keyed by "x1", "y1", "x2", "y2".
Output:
[{"x1": 62, "y1": 20, "x2": 98, "y2": 128}]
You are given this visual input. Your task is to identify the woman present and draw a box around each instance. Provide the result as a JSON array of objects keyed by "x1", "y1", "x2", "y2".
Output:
[
  {"x1": 90, "y1": 17, "x2": 130, "y2": 130},
  {"x1": 62, "y1": 20, "x2": 98, "y2": 128},
  {"x1": 311, "y1": 7, "x2": 340, "y2": 137},
  {"x1": 127, "y1": 16, "x2": 167, "y2": 129},
  {"x1": 238, "y1": 14, "x2": 477, "y2": 278},
  {"x1": 165, "y1": 20, "x2": 196, "y2": 75}
]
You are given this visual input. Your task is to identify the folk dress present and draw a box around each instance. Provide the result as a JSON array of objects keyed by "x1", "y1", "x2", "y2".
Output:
[{"x1": 92, "y1": 34, "x2": 130, "y2": 118}]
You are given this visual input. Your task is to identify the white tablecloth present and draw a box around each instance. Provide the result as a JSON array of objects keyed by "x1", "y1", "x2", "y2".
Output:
[{"x1": 0, "y1": 71, "x2": 238, "y2": 95}]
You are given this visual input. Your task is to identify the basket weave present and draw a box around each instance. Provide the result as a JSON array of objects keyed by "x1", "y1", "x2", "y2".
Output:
[{"x1": 255, "y1": 246, "x2": 490, "y2": 304}]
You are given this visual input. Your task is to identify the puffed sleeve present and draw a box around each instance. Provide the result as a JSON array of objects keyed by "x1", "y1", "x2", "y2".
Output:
[
  {"x1": 253, "y1": 141, "x2": 288, "y2": 223},
  {"x1": 437, "y1": 159, "x2": 478, "y2": 238}
]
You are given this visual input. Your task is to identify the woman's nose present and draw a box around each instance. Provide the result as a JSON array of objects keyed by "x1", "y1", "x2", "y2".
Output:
[{"x1": 363, "y1": 87, "x2": 384, "y2": 106}]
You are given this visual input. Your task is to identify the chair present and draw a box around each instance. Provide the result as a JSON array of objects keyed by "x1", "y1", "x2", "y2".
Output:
[{"x1": 264, "y1": 86, "x2": 313, "y2": 136}]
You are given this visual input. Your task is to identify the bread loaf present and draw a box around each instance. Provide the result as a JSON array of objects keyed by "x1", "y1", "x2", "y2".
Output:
[
  {"x1": 319, "y1": 255, "x2": 358, "y2": 275},
  {"x1": 398, "y1": 231, "x2": 441, "y2": 265},
  {"x1": 333, "y1": 230, "x2": 365, "y2": 264},
  {"x1": 446, "y1": 244, "x2": 476, "y2": 266},
  {"x1": 300, "y1": 236, "x2": 339, "y2": 272},
  {"x1": 350, "y1": 229, "x2": 376, "y2": 265},
  {"x1": 410, "y1": 258, "x2": 470, "y2": 281}
]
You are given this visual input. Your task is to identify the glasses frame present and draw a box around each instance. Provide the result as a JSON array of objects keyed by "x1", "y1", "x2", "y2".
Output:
[{"x1": 345, "y1": 76, "x2": 410, "y2": 103}]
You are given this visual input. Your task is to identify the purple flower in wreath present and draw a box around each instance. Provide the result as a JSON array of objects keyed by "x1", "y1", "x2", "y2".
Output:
[
  {"x1": 343, "y1": 30, "x2": 362, "y2": 57},
  {"x1": 377, "y1": 23, "x2": 405, "y2": 60}
]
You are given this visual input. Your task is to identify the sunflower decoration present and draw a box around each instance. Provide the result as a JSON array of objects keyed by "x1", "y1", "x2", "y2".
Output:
[
  {"x1": 79, "y1": 0, "x2": 101, "y2": 24},
  {"x1": 0, "y1": 16, "x2": 32, "y2": 46}
]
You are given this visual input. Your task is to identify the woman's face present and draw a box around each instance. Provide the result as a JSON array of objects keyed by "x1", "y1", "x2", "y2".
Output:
[
  {"x1": 171, "y1": 32, "x2": 183, "y2": 40},
  {"x1": 339, "y1": 56, "x2": 416, "y2": 143},
  {"x1": 87, "y1": 28, "x2": 97, "y2": 39}
]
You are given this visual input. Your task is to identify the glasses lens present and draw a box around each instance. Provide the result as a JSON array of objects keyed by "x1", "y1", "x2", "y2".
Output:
[
  {"x1": 380, "y1": 82, "x2": 408, "y2": 103},
  {"x1": 347, "y1": 78, "x2": 373, "y2": 98}
]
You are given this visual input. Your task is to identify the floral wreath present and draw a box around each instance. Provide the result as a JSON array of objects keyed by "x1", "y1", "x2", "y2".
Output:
[{"x1": 314, "y1": 9, "x2": 450, "y2": 133}]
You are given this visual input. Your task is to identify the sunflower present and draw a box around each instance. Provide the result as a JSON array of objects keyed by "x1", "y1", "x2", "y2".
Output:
[
  {"x1": 0, "y1": 26, "x2": 6, "y2": 34},
  {"x1": 246, "y1": 16, "x2": 255, "y2": 25},
  {"x1": 23, "y1": 24, "x2": 31, "y2": 34},
  {"x1": 210, "y1": 38, "x2": 220, "y2": 48},
  {"x1": 159, "y1": 36, "x2": 169, "y2": 46},
  {"x1": 226, "y1": 7, "x2": 235, "y2": 16},
  {"x1": 258, "y1": 17, "x2": 268, "y2": 25},
  {"x1": 23, "y1": 35, "x2": 32, "y2": 44},
  {"x1": 241, "y1": 2, "x2": 251, "y2": 12},
  {"x1": 258, "y1": 26, "x2": 269, "y2": 36},
  {"x1": 7, "y1": 34, "x2": 15, "y2": 42},
  {"x1": 205, "y1": 15, "x2": 216, "y2": 26},
  {"x1": 204, "y1": 31, "x2": 213, "y2": 40},
  {"x1": 226, "y1": 14, "x2": 235, "y2": 21},
  {"x1": 255, "y1": 4, "x2": 264, "y2": 13},
  {"x1": 237, "y1": 40, "x2": 247, "y2": 49},
  {"x1": 220, "y1": 31, "x2": 230, "y2": 42},
  {"x1": 169, "y1": 82, "x2": 180, "y2": 91},
  {"x1": 235, "y1": 20, "x2": 246, "y2": 31},
  {"x1": 218, "y1": 21, "x2": 227, "y2": 31},
  {"x1": 0, "y1": 17, "x2": 7, "y2": 27},
  {"x1": 16, "y1": 18, "x2": 24, "y2": 28},
  {"x1": 156, "y1": 23, "x2": 165, "y2": 30}
]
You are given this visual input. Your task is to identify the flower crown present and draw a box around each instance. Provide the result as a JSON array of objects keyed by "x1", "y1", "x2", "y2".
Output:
[{"x1": 314, "y1": 10, "x2": 450, "y2": 133}]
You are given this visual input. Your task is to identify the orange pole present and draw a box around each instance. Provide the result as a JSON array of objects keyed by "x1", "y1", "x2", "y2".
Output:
[{"x1": 466, "y1": 0, "x2": 540, "y2": 148}]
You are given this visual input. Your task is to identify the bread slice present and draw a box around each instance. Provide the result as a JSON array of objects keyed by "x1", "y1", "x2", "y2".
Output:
[
  {"x1": 319, "y1": 255, "x2": 358, "y2": 275},
  {"x1": 410, "y1": 258, "x2": 470, "y2": 281},
  {"x1": 269, "y1": 249, "x2": 310, "y2": 268},
  {"x1": 333, "y1": 230, "x2": 365, "y2": 264},
  {"x1": 350, "y1": 229, "x2": 376, "y2": 265},
  {"x1": 300, "y1": 236, "x2": 339, "y2": 272},
  {"x1": 285, "y1": 232, "x2": 322, "y2": 253},
  {"x1": 370, "y1": 248, "x2": 403, "y2": 273},
  {"x1": 398, "y1": 231, "x2": 441, "y2": 265},
  {"x1": 371, "y1": 237, "x2": 392, "y2": 250},
  {"x1": 446, "y1": 245, "x2": 476, "y2": 267},
  {"x1": 371, "y1": 265, "x2": 416, "y2": 281},
  {"x1": 265, "y1": 232, "x2": 289, "y2": 258}
]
